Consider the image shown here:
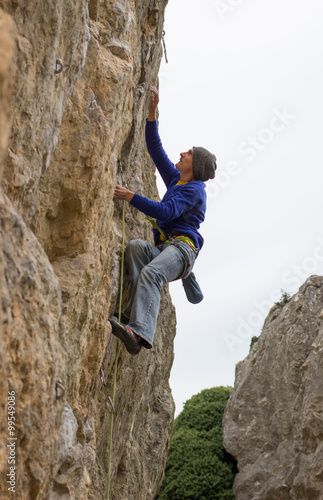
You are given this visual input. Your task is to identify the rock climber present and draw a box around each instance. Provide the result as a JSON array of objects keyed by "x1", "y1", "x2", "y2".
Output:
[{"x1": 109, "y1": 86, "x2": 217, "y2": 355}]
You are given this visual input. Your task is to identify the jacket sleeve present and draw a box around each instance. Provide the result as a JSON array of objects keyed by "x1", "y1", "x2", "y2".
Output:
[
  {"x1": 145, "y1": 120, "x2": 179, "y2": 187},
  {"x1": 130, "y1": 184, "x2": 201, "y2": 222}
]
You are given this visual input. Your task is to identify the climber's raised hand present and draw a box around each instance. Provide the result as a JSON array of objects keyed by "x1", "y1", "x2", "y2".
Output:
[
  {"x1": 114, "y1": 184, "x2": 134, "y2": 203},
  {"x1": 148, "y1": 85, "x2": 159, "y2": 121}
]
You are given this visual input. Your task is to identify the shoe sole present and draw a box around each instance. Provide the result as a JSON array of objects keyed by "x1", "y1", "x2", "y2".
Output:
[{"x1": 109, "y1": 319, "x2": 141, "y2": 355}]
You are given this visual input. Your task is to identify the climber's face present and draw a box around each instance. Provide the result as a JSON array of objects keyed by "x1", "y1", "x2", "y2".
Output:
[{"x1": 176, "y1": 148, "x2": 194, "y2": 180}]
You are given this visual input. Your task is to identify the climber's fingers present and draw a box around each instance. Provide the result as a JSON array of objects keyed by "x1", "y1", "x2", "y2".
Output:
[
  {"x1": 114, "y1": 184, "x2": 135, "y2": 203},
  {"x1": 114, "y1": 184, "x2": 126, "y2": 199},
  {"x1": 150, "y1": 85, "x2": 159, "y2": 105}
]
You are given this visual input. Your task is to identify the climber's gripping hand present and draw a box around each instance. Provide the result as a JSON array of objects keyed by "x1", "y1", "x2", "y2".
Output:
[
  {"x1": 114, "y1": 184, "x2": 134, "y2": 203},
  {"x1": 148, "y1": 85, "x2": 159, "y2": 121}
]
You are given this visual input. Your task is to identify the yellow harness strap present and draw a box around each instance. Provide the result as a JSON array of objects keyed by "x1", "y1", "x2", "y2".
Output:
[{"x1": 145, "y1": 216, "x2": 198, "y2": 253}]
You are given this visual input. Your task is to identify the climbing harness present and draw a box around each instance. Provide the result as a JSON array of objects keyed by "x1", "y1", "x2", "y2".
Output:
[
  {"x1": 162, "y1": 30, "x2": 168, "y2": 64},
  {"x1": 105, "y1": 200, "x2": 126, "y2": 500},
  {"x1": 146, "y1": 215, "x2": 198, "y2": 253},
  {"x1": 168, "y1": 235, "x2": 198, "y2": 253}
]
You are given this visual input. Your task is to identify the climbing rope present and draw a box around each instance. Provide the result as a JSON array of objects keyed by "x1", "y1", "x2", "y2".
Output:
[{"x1": 106, "y1": 200, "x2": 126, "y2": 500}]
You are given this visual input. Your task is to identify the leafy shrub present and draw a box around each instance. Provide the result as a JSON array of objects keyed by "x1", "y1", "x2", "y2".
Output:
[
  {"x1": 157, "y1": 387, "x2": 237, "y2": 500},
  {"x1": 275, "y1": 289, "x2": 291, "y2": 308}
]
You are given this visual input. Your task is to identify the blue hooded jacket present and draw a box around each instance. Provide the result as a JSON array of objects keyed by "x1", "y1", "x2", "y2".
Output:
[{"x1": 130, "y1": 120, "x2": 207, "y2": 255}]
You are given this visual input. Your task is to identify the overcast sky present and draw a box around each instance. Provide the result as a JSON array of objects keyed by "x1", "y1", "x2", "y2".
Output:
[{"x1": 156, "y1": 0, "x2": 323, "y2": 416}]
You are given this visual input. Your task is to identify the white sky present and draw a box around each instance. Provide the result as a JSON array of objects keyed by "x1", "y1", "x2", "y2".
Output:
[{"x1": 157, "y1": 0, "x2": 323, "y2": 416}]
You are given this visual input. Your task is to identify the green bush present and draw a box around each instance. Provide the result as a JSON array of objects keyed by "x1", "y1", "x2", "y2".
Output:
[
  {"x1": 274, "y1": 289, "x2": 291, "y2": 307},
  {"x1": 250, "y1": 336, "x2": 259, "y2": 350},
  {"x1": 158, "y1": 387, "x2": 236, "y2": 500}
]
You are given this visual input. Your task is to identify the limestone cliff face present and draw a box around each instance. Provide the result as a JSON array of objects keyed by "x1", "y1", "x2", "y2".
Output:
[
  {"x1": 223, "y1": 276, "x2": 323, "y2": 500},
  {"x1": 0, "y1": 1, "x2": 175, "y2": 499}
]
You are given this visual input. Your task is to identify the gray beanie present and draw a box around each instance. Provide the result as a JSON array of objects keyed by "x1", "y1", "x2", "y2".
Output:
[{"x1": 192, "y1": 147, "x2": 217, "y2": 182}]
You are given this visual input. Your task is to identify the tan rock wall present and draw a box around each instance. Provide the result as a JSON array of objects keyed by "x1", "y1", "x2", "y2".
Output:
[
  {"x1": 0, "y1": 9, "x2": 72, "y2": 499},
  {"x1": 0, "y1": 1, "x2": 174, "y2": 499},
  {"x1": 1, "y1": 0, "x2": 90, "y2": 220},
  {"x1": 223, "y1": 276, "x2": 323, "y2": 500}
]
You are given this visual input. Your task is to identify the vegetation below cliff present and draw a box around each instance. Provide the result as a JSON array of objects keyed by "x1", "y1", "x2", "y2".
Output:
[{"x1": 158, "y1": 387, "x2": 237, "y2": 500}]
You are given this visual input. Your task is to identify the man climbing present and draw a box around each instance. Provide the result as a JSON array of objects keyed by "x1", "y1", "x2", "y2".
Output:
[{"x1": 109, "y1": 86, "x2": 217, "y2": 355}]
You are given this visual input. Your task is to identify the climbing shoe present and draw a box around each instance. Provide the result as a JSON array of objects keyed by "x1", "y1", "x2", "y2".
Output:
[
  {"x1": 113, "y1": 312, "x2": 129, "y2": 325},
  {"x1": 109, "y1": 319, "x2": 141, "y2": 355}
]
